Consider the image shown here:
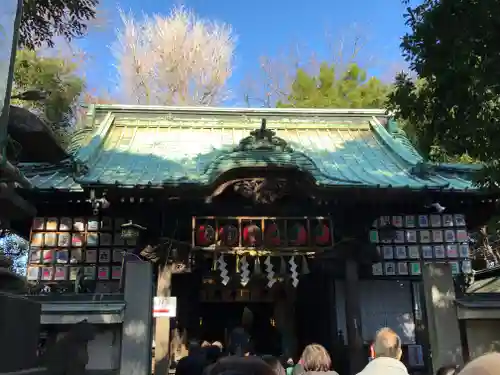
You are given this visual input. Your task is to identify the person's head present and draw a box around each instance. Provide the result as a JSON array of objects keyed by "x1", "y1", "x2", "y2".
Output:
[
  {"x1": 208, "y1": 356, "x2": 275, "y2": 375},
  {"x1": 205, "y1": 345, "x2": 223, "y2": 365},
  {"x1": 436, "y1": 364, "x2": 461, "y2": 375},
  {"x1": 458, "y1": 353, "x2": 500, "y2": 375},
  {"x1": 261, "y1": 355, "x2": 286, "y2": 375},
  {"x1": 278, "y1": 355, "x2": 294, "y2": 368},
  {"x1": 188, "y1": 340, "x2": 201, "y2": 354},
  {"x1": 373, "y1": 328, "x2": 402, "y2": 360},
  {"x1": 228, "y1": 333, "x2": 253, "y2": 356},
  {"x1": 299, "y1": 344, "x2": 332, "y2": 372}
]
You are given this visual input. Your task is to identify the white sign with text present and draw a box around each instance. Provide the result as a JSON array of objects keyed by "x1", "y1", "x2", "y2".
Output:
[{"x1": 153, "y1": 296, "x2": 177, "y2": 317}]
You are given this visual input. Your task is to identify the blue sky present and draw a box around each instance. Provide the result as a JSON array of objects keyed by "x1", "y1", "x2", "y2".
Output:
[{"x1": 76, "y1": 0, "x2": 414, "y2": 106}]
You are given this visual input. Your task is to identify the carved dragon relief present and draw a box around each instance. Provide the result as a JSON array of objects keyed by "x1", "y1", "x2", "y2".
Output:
[{"x1": 233, "y1": 178, "x2": 288, "y2": 204}]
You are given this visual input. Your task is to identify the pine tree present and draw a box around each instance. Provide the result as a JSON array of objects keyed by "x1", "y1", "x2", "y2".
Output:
[{"x1": 278, "y1": 63, "x2": 390, "y2": 109}]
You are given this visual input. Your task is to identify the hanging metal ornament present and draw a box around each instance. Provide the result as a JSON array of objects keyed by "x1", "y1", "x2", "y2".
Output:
[
  {"x1": 289, "y1": 256, "x2": 299, "y2": 287},
  {"x1": 301, "y1": 255, "x2": 310, "y2": 275},
  {"x1": 264, "y1": 256, "x2": 276, "y2": 288},
  {"x1": 217, "y1": 254, "x2": 230, "y2": 286},
  {"x1": 254, "y1": 256, "x2": 261, "y2": 275},
  {"x1": 240, "y1": 256, "x2": 250, "y2": 286}
]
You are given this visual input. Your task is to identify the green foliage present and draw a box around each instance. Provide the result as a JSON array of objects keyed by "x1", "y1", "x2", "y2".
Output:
[
  {"x1": 20, "y1": 0, "x2": 99, "y2": 50},
  {"x1": 12, "y1": 50, "x2": 85, "y2": 146},
  {"x1": 277, "y1": 63, "x2": 391, "y2": 108},
  {"x1": 387, "y1": 0, "x2": 498, "y2": 186}
]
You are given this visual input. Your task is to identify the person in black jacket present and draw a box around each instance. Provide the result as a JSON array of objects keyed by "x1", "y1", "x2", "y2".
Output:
[{"x1": 175, "y1": 342, "x2": 206, "y2": 375}]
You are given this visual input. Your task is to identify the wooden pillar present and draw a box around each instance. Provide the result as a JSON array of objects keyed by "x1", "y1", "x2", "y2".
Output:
[
  {"x1": 154, "y1": 264, "x2": 172, "y2": 375},
  {"x1": 422, "y1": 263, "x2": 463, "y2": 373},
  {"x1": 344, "y1": 258, "x2": 365, "y2": 375}
]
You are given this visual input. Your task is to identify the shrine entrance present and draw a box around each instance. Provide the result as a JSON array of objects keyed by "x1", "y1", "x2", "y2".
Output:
[{"x1": 200, "y1": 301, "x2": 279, "y2": 355}]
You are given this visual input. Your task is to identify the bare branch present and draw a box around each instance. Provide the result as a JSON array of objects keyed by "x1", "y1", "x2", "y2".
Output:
[
  {"x1": 112, "y1": 6, "x2": 236, "y2": 106},
  {"x1": 241, "y1": 25, "x2": 377, "y2": 107}
]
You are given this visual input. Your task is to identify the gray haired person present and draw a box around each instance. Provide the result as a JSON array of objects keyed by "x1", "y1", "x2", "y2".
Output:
[{"x1": 357, "y1": 328, "x2": 409, "y2": 375}]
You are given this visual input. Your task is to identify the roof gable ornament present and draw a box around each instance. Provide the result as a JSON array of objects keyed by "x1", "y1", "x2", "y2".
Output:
[{"x1": 234, "y1": 118, "x2": 293, "y2": 152}]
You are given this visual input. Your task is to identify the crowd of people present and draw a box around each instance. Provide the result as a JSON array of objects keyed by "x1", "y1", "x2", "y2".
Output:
[{"x1": 173, "y1": 326, "x2": 499, "y2": 375}]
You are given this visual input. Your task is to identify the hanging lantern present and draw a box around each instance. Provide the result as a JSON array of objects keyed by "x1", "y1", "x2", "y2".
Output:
[
  {"x1": 120, "y1": 221, "x2": 147, "y2": 240},
  {"x1": 196, "y1": 224, "x2": 215, "y2": 246},
  {"x1": 243, "y1": 223, "x2": 262, "y2": 246},
  {"x1": 264, "y1": 222, "x2": 281, "y2": 246},
  {"x1": 315, "y1": 222, "x2": 331, "y2": 245},
  {"x1": 288, "y1": 223, "x2": 307, "y2": 246},
  {"x1": 219, "y1": 225, "x2": 239, "y2": 246}
]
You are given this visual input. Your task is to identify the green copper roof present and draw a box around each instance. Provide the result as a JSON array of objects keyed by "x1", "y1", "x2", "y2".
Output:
[
  {"x1": 20, "y1": 161, "x2": 82, "y2": 191},
  {"x1": 20, "y1": 105, "x2": 480, "y2": 191}
]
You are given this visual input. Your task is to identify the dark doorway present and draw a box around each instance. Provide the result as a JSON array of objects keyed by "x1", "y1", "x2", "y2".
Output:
[
  {"x1": 200, "y1": 302, "x2": 280, "y2": 355},
  {"x1": 295, "y1": 273, "x2": 337, "y2": 353}
]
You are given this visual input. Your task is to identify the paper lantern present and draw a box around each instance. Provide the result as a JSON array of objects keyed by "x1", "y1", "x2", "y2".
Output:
[
  {"x1": 219, "y1": 225, "x2": 239, "y2": 246},
  {"x1": 288, "y1": 223, "x2": 307, "y2": 245},
  {"x1": 315, "y1": 223, "x2": 330, "y2": 245},
  {"x1": 243, "y1": 224, "x2": 262, "y2": 246},
  {"x1": 197, "y1": 225, "x2": 215, "y2": 246},
  {"x1": 265, "y1": 223, "x2": 281, "y2": 246}
]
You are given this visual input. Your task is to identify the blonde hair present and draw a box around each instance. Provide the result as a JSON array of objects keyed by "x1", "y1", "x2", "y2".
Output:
[{"x1": 300, "y1": 344, "x2": 332, "y2": 372}]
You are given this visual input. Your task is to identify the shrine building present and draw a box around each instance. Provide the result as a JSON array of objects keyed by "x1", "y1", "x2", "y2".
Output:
[{"x1": 16, "y1": 105, "x2": 494, "y2": 375}]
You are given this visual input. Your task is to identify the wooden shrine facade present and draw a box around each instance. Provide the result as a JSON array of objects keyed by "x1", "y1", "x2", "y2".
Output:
[{"x1": 15, "y1": 105, "x2": 498, "y2": 375}]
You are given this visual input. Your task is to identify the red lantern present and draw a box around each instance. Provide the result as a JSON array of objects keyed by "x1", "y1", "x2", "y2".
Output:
[
  {"x1": 315, "y1": 223, "x2": 330, "y2": 245},
  {"x1": 219, "y1": 225, "x2": 239, "y2": 246},
  {"x1": 289, "y1": 223, "x2": 307, "y2": 246},
  {"x1": 242, "y1": 224, "x2": 262, "y2": 246},
  {"x1": 196, "y1": 224, "x2": 215, "y2": 246},
  {"x1": 265, "y1": 223, "x2": 281, "y2": 246}
]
